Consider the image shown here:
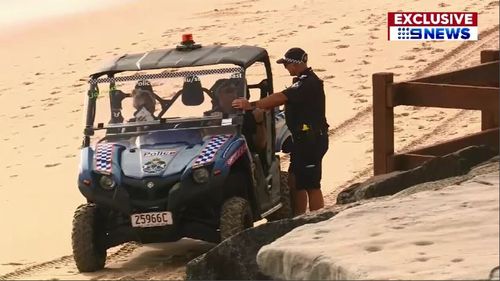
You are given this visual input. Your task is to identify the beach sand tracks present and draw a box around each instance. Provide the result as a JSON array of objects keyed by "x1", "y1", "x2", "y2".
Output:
[
  {"x1": 336, "y1": 44, "x2": 350, "y2": 49},
  {"x1": 400, "y1": 55, "x2": 416, "y2": 61},
  {"x1": 0, "y1": 256, "x2": 74, "y2": 281},
  {"x1": 485, "y1": 1, "x2": 499, "y2": 10},
  {"x1": 0, "y1": 243, "x2": 140, "y2": 281},
  {"x1": 326, "y1": 25, "x2": 499, "y2": 200},
  {"x1": 196, "y1": 1, "x2": 261, "y2": 19},
  {"x1": 0, "y1": 87, "x2": 10, "y2": 97}
]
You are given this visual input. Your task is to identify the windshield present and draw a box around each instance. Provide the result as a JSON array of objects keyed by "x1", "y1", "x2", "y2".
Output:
[{"x1": 88, "y1": 66, "x2": 246, "y2": 128}]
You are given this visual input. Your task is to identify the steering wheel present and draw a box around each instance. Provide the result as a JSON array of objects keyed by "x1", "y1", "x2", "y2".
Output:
[{"x1": 150, "y1": 91, "x2": 174, "y2": 119}]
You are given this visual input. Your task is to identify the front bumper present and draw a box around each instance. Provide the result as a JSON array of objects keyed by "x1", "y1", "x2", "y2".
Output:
[
  {"x1": 78, "y1": 173, "x2": 223, "y2": 213},
  {"x1": 102, "y1": 219, "x2": 220, "y2": 248},
  {"x1": 78, "y1": 174, "x2": 223, "y2": 246}
]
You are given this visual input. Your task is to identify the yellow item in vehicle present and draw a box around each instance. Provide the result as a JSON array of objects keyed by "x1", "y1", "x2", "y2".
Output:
[{"x1": 301, "y1": 124, "x2": 310, "y2": 131}]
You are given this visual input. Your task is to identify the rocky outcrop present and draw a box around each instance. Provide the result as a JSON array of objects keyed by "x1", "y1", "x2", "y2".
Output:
[
  {"x1": 185, "y1": 204, "x2": 359, "y2": 280},
  {"x1": 257, "y1": 166, "x2": 500, "y2": 280},
  {"x1": 336, "y1": 145, "x2": 497, "y2": 204},
  {"x1": 393, "y1": 156, "x2": 499, "y2": 198},
  {"x1": 185, "y1": 147, "x2": 498, "y2": 280}
]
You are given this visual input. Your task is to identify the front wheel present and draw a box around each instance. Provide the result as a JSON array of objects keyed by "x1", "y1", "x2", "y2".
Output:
[
  {"x1": 219, "y1": 197, "x2": 253, "y2": 241},
  {"x1": 71, "y1": 203, "x2": 107, "y2": 272}
]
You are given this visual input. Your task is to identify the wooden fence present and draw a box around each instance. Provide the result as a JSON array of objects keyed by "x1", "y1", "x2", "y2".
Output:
[{"x1": 373, "y1": 49, "x2": 499, "y2": 175}]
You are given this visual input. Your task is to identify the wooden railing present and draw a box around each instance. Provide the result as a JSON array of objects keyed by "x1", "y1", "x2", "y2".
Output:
[{"x1": 372, "y1": 50, "x2": 499, "y2": 175}]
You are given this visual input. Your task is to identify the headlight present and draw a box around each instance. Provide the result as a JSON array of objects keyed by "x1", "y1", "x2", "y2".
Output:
[
  {"x1": 99, "y1": 175, "x2": 116, "y2": 190},
  {"x1": 192, "y1": 168, "x2": 209, "y2": 184}
]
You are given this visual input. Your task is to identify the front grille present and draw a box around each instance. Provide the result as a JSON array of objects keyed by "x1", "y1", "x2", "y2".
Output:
[
  {"x1": 124, "y1": 184, "x2": 149, "y2": 200},
  {"x1": 121, "y1": 175, "x2": 180, "y2": 201}
]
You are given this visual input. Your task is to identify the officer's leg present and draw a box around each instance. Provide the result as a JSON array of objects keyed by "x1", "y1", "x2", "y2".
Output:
[
  {"x1": 289, "y1": 169, "x2": 308, "y2": 216},
  {"x1": 307, "y1": 189, "x2": 324, "y2": 211},
  {"x1": 305, "y1": 136, "x2": 328, "y2": 212},
  {"x1": 289, "y1": 140, "x2": 310, "y2": 216}
]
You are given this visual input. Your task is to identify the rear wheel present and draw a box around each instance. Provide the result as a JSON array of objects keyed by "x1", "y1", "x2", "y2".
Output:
[
  {"x1": 71, "y1": 203, "x2": 107, "y2": 272},
  {"x1": 266, "y1": 171, "x2": 293, "y2": 221},
  {"x1": 220, "y1": 197, "x2": 253, "y2": 241}
]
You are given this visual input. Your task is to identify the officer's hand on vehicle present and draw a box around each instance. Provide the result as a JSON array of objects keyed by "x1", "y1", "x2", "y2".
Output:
[{"x1": 232, "y1": 98, "x2": 252, "y2": 110}]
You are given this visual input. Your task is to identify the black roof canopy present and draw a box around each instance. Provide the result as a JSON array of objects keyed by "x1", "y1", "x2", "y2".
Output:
[{"x1": 91, "y1": 45, "x2": 269, "y2": 78}]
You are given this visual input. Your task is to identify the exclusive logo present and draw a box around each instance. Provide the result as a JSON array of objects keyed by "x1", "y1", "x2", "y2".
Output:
[{"x1": 388, "y1": 12, "x2": 478, "y2": 41}]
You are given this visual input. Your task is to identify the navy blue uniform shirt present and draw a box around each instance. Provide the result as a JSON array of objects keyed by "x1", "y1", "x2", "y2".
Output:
[{"x1": 282, "y1": 67, "x2": 329, "y2": 136}]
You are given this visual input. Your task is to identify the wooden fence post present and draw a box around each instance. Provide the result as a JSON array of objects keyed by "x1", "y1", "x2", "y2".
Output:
[
  {"x1": 480, "y1": 50, "x2": 499, "y2": 130},
  {"x1": 481, "y1": 50, "x2": 500, "y2": 63},
  {"x1": 373, "y1": 72, "x2": 394, "y2": 175}
]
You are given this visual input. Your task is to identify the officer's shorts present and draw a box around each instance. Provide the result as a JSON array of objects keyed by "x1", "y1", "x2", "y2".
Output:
[{"x1": 288, "y1": 132, "x2": 329, "y2": 190}]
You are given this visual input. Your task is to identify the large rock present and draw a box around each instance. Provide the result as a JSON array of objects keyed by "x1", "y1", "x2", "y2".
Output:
[
  {"x1": 185, "y1": 204, "x2": 359, "y2": 280},
  {"x1": 393, "y1": 156, "x2": 499, "y2": 198},
  {"x1": 186, "y1": 147, "x2": 498, "y2": 280},
  {"x1": 337, "y1": 145, "x2": 497, "y2": 204},
  {"x1": 257, "y1": 170, "x2": 500, "y2": 280}
]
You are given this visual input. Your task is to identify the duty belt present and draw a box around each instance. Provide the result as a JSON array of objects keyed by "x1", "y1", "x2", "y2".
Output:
[{"x1": 299, "y1": 123, "x2": 327, "y2": 135}]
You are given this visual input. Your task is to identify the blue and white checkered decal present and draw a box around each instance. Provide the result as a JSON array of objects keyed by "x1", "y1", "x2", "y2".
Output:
[
  {"x1": 192, "y1": 135, "x2": 231, "y2": 168},
  {"x1": 94, "y1": 143, "x2": 114, "y2": 174}
]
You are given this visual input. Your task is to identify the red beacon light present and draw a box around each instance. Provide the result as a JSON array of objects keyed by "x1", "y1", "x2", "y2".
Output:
[
  {"x1": 177, "y1": 33, "x2": 202, "y2": 51},
  {"x1": 182, "y1": 33, "x2": 193, "y2": 44}
]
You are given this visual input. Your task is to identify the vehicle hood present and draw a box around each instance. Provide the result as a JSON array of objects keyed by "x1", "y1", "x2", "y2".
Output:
[
  {"x1": 93, "y1": 129, "x2": 235, "y2": 178},
  {"x1": 120, "y1": 144, "x2": 202, "y2": 178}
]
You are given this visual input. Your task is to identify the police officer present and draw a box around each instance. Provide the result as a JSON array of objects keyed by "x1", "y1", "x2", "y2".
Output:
[{"x1": 232, "y1": 47, "x2": 329, "y2": 215}]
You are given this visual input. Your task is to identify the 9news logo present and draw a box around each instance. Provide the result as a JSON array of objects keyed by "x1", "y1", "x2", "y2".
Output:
[{"x1": 388, "y1": 12, "x2": 478, "y2": 41}]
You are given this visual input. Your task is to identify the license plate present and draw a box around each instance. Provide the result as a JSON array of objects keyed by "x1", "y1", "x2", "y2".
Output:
[{"x1": 131, "y1": 211, "x2": 173, "y2": 228}]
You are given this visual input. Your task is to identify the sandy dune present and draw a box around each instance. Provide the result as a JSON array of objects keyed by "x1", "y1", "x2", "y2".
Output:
[{"x1": 0, "y1": 0, "x2": 498, "y2": 279}]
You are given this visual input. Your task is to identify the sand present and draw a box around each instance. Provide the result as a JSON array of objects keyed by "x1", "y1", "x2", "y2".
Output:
[{"x1": 0, "y1": 0, "x2": 497, "y2": 279}]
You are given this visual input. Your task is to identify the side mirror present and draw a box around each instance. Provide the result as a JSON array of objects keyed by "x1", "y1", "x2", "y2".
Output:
[{"x1": 182, "y1": 75, "x2": 204, "y2": 106}]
